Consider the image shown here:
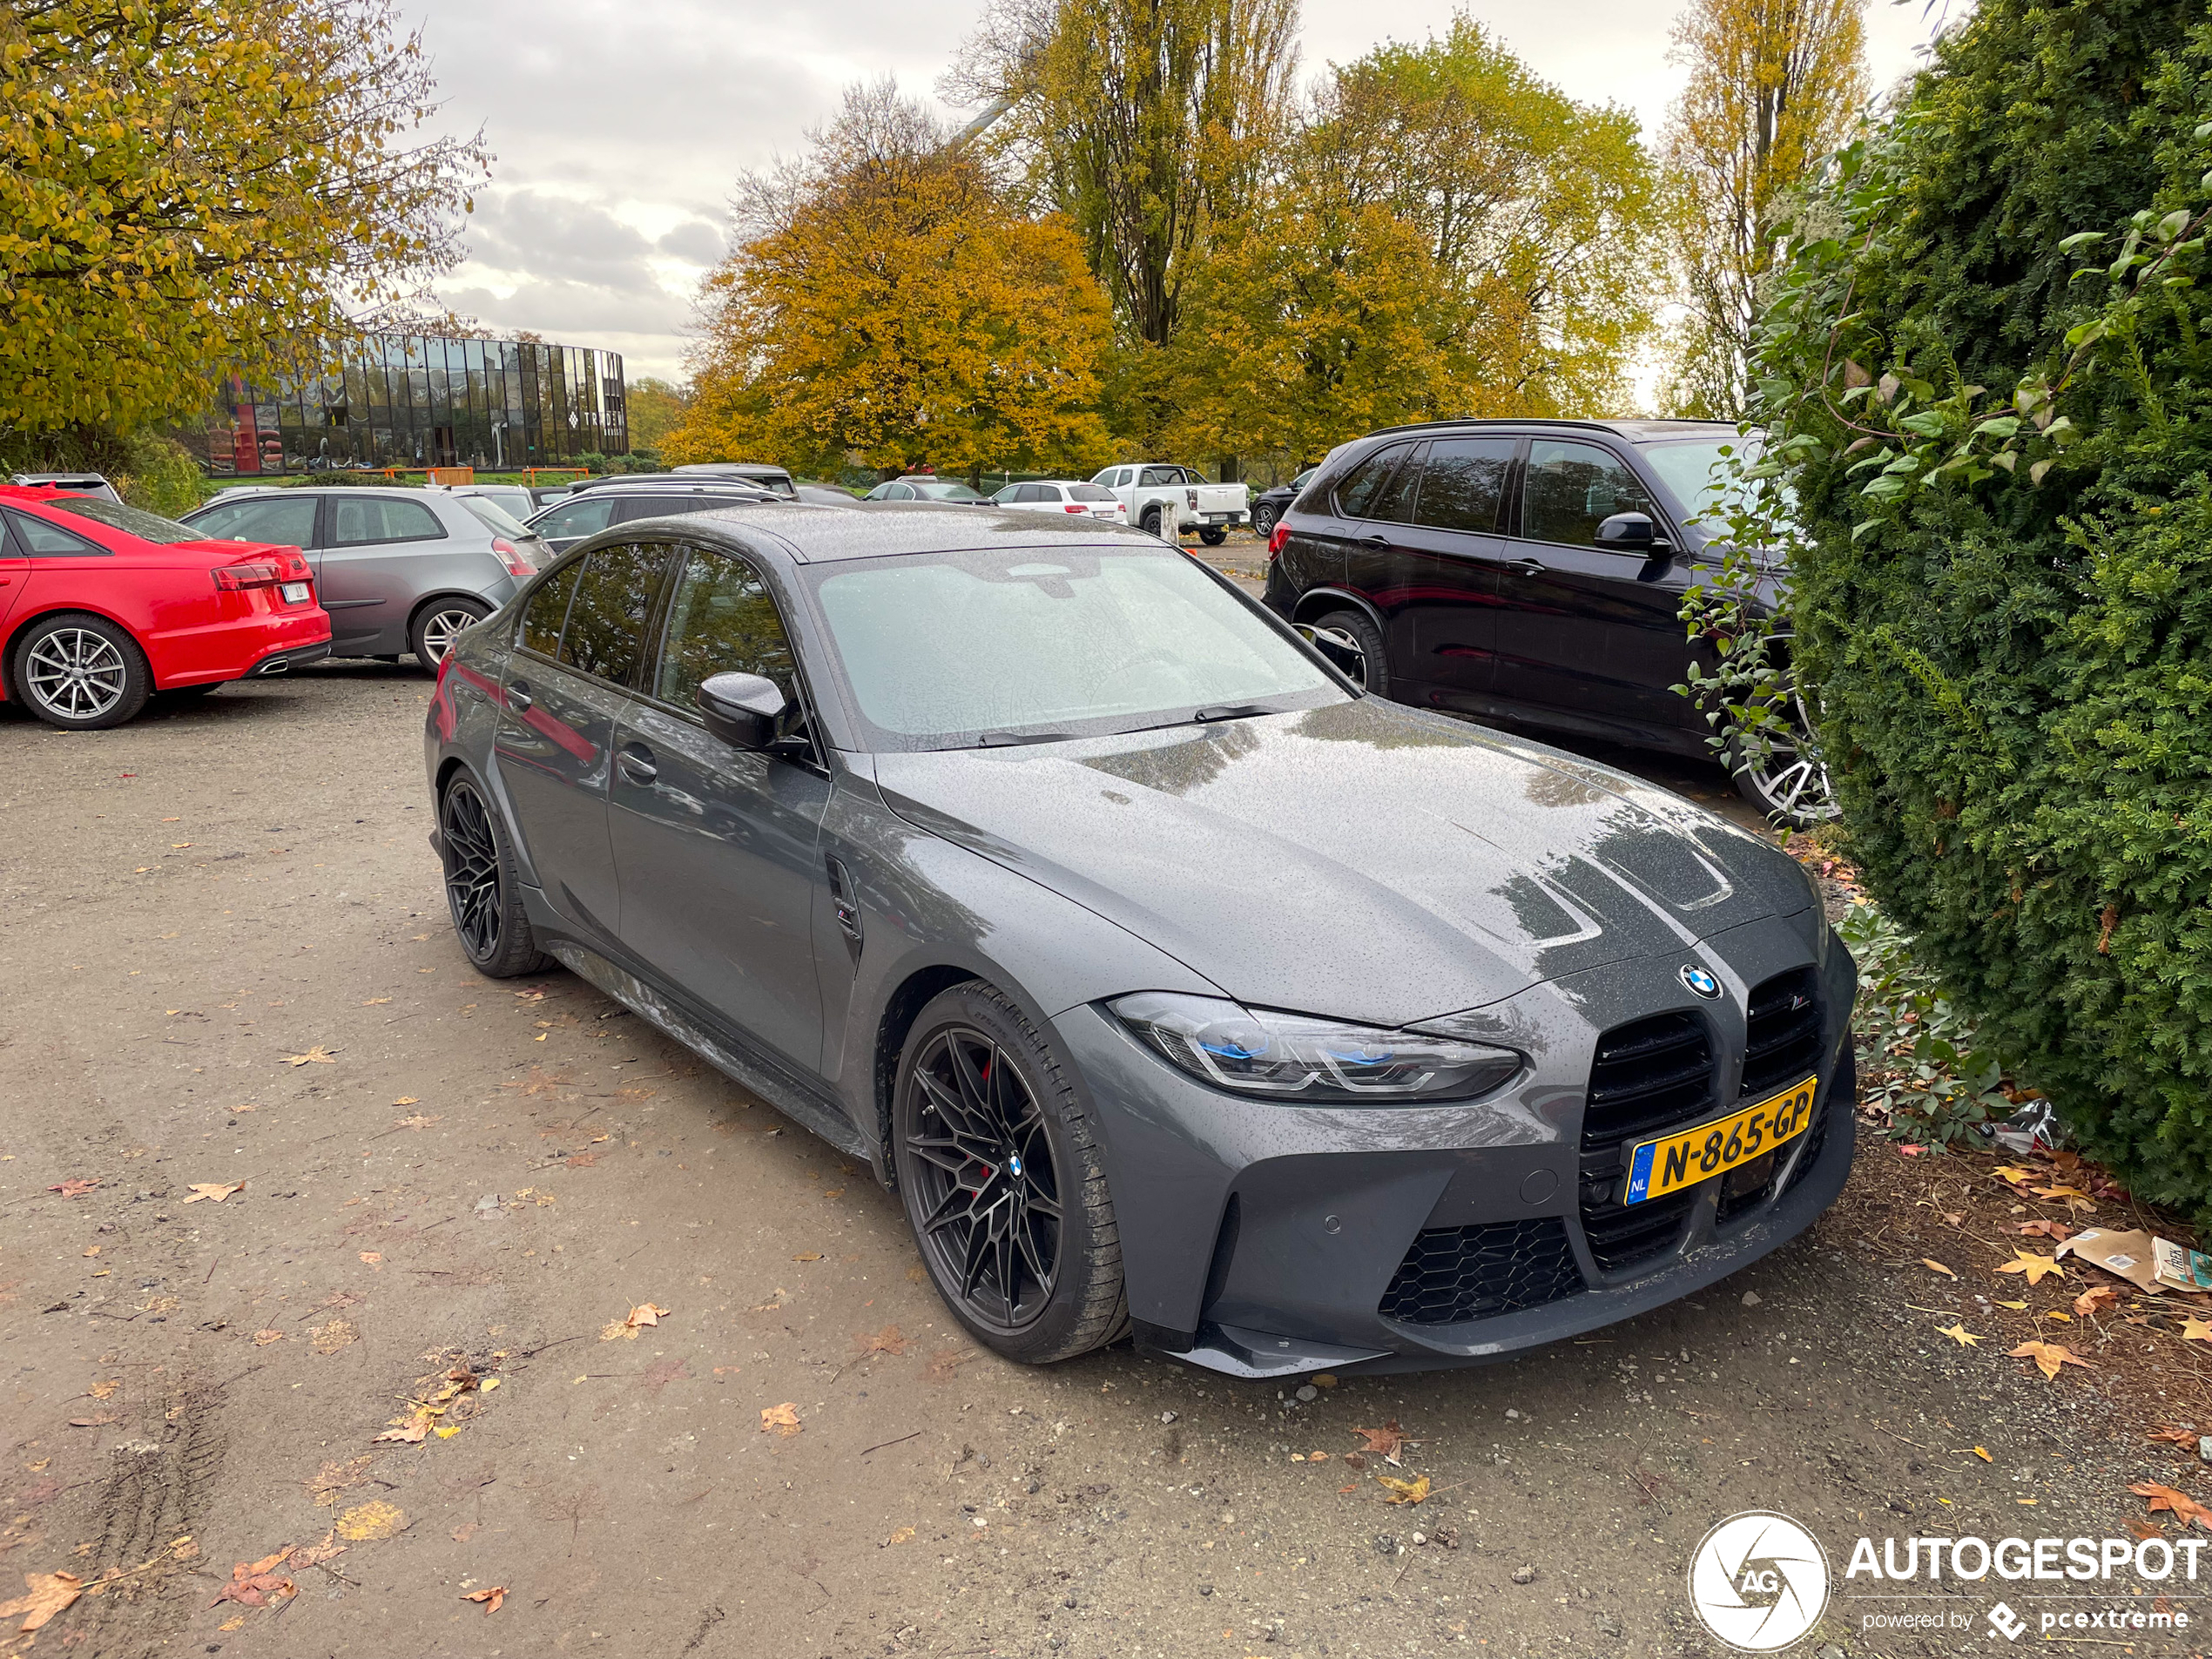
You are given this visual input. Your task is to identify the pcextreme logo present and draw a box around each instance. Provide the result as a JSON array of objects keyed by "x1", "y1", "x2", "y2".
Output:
[{"x1": 1688, "y1": 1511, "x2": 1832, "y2": 1651}]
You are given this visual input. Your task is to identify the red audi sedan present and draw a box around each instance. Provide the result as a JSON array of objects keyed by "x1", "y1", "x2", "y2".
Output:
[{"x1": 0, "y1": 486, "x2": 332, "y2": 729}]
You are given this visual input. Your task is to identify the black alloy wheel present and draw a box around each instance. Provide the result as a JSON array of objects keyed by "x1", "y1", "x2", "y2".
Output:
[
  {"x1": 892, "y1": 983, "x2": 1127, "y2": 1363},
  {"x1": 439, "y1": 775, "x2": 550, "y2": 977},
  {"x1": 1251, "y1": 502, "x2": 1278, "y2": 540}
]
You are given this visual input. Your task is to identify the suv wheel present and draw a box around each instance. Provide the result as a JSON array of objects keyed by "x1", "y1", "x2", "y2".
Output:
[
  {"x1": 411, "y1": 597, "x2": 490, "y2": 671},
  {"x1": 1730, "y1": 694, "x2": 1839, "y2": 828},
  {"x1": 1251, "y1": 502, "x2": 1278, "y2": 540},
  {"x1": 1314, "y1": 608, "x2": 1389, "y2": 697},
  {"x1": 892, "y1": 982, "x2": 1128, "y2": 1365},
  {"x1": 10, "y1": 612, "x2": 151, "y2": 729}
]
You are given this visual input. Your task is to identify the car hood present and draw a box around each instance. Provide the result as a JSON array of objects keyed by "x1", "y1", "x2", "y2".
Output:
[{"x1": 870, "y1": 699, "x2": 1811, "y2": 1027}]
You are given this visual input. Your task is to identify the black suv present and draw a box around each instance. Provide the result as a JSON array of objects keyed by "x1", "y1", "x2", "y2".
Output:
[{"x1": 1262, "y1": 418, "x2": 1831, "y2": 826}]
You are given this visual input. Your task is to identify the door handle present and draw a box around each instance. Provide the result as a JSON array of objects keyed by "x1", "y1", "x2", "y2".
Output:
[
  {"x1": 616, "y1": 744, "x2": 658, "y2": 785},
  {"x1": 1360, "y1": 535, "x2": 1392, "y2": 550},
  {"x1": 506, "y1": 679, "x2": 533, "y2": 711},
  {"x1": 1510, "y1": 558, "x2": 1548, "y2": 575}
]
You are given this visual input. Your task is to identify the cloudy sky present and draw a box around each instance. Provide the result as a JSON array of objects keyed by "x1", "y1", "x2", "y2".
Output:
[{"x1": 408, "y1": 0, "x2": 1947, "y2": 388}]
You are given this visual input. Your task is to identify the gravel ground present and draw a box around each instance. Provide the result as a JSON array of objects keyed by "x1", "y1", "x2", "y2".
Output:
[{"x1": 0, "y1": 664, "x2": 2195, "y2": 1659}]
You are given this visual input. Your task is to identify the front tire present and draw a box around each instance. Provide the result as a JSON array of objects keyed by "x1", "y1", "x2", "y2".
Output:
[
  {"x1": 1314, "y1": 607, "x2": 1389, "y2": 697},
  {"x1": 410, "y1": 597, "x2": 490, "y2": 672},
  {"x1": 439, "y1": 772, "x2": 552, "y2": 978},
  {"x1": 10, "y1": 612, "x2": 152, "y2": 729},
  {"x1": 1251, "y1": 503, "x2": 1278, "y2": 540},
  {"x1": 892, "y1": 983, "x2": 1126, "y2": 1365}
]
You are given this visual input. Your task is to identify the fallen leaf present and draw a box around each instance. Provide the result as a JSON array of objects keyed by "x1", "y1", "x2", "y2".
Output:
[
  {"x1": 2184, "y1": 1318, "x2": 2212, "y2": 1344},
  {"x1": 48, "y1": 1178, "x2": 98, "y2": 1198},
  {"x1": 1996, "y1": 1250, "x2": 2066, "y2": 1286},
  {"x1": 1974, "y1": 1447, "x2": 1993, "y2": 1461},
  {"x1": 1922, "y1": 1258, "x2": 1956, "y2": 1278},
  {"x1": 1351, "y1": 1420, "x2": 1409, "y2": 1464},
  {"x1": 209, "y1": 1549, "x2": 295, "y2": 1609},
  {"x1": 285, "y1": 1534, "x2": 345, "y2": 1571},
  {"x1": 1936, "y1": 1323, "x2": 1982, "y2": 1347},
  {"x1": 0, "y1": 1570, "x2": 84, "y2": 1632},
  {"x1": 2009, "y1": 1339, "x2": 2094, "y2": 1381},
  {"x1": 2033, "y1": 1185, "x2": 2090, "y2": 1201},
  {"x1": 463, "y1": 1585, "x2": 506, "y2": 1613},
  {"x1": 282, "y1": 1046, "x2": 337, "y2": 1066},
  {"x1": 1994, "y1": 1165, "x2": 2038, "y2": 1185},
  {"x1": 1343, "y1": 1452, "x2": 1367, "y2": 1471},
  {"x1": 1994, "y1": 1299, "x2": 2029, "y2": 1311},
  {"x1": 1312, "y1": 1373, "x2": 1338, "y2": 1388},
  {"x1": 2045, "y1": 1311, "x2": 2073, "y2": 1323},
  {"x1": 252, "y1": 1329, "x2": 284, "y2": 1346},
  {"x1": 310, "y1": 1318, "x2": 357, "y2": 1354},
  {"x1": 792, "y1": 1252, "x2": 823, "y2": 1262},
  {"x1": 334, "y1": 1501, "x2": 405, "y2": 1541},
  {"x1": 885, "y1": 1526, "x2": 914, "y2": 1546},
  {"x1": 2149, "y1": 1426, "x2": 2200, "y2": 1447},
  {"x1": 760, "y1": 1402, "x2": 802, "y2": 1436},
  {"x1": 307, "y1": 1457, "x2": 373, "y2": 1503},
  {"x1": 372, "y1": 1414, "x2": 432, "y2": 1445},
  {"x1": 601, "y1": 1301, "x2": 671, "y2": 1341},
  {"x1": 66, "y1": 1413, "x2": 117, "y2": 1428},
  {"x1": 1378, "y1": 1474, "x2": 1432, "y2": 1505},
  {"x1": 1308, "y1": 1450, "x2": 1331, "y2": 1462},
  {"x1": 82, "y1": 1244, "x2": 99, "y2": 1257},
  {"x1": 362, "y1": 997, "x2": 391, "y2": 1006},
  {"x1": 393, "y1": 1096, "x2": 419, "y2": 1106},
  {"x1": 2017, "y1": 1218, "x2": 2073, "y2": 1238},
  {"x1": 358, "y1": 1251, "x2": 382, "y2": 1268},
  {"x1": 183, "y1": 1182, "x2": 245, "y2": 1204},
  {"x1": 89, "y1": 1379, "x2": 120, "y2": 1400},
  {"x1": 2132, "y1": 1482, "x2": 2212, "y2": 1530},
  {"x1": 218, "y1": 1615, "x2": 246, "y2": 1631},
  {"x1": 2074, "y1": 1285, "x2": 2119, "y2": 1318},
  {"x1": 854, "y1": 1324, "x2": 910, "y2": 1358}
]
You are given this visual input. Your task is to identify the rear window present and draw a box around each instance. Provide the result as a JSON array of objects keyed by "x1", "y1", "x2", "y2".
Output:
[
  {"x1": 39, "y1": 496, "x2": 202, "y2": 544},
  {"x1": 330, "y1": 496, "x2": 443, "y2": 546},
  {"x1": 913, "y1": 481, "x2": 985, "y2": 502},
  {"x1": 457, "y1": 496, "x2": 532, "y2": 538},
  {"x1": 1069, "y1": 484, "x2": 1116, "y2": 502}
]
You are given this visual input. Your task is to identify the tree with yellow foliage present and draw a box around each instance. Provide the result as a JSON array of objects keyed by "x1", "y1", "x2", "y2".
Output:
[
  {"x1": 0, "y1": 0, "x2": 486, "y2": 450},
  {"x1": 670, "y1": 84, "x2": 1112, "y2": 482},
  {"x1": 1659, "y1": 0, "x2": 1868, "y2": 416}
]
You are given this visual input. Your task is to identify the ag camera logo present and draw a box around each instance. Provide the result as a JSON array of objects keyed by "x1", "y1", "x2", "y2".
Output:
[{"x1": 1689, "y1": 1511, "x2": 1831, "y2": 1650}]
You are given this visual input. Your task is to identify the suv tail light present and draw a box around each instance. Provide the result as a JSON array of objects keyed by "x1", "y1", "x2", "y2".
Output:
[
  {"x1": 491, "y1": 537, "x2": 533, "y2": 577},
  {"x1": 1267, "y1": 521, "x2": 1291, "y2": 558},
  {"x1": 212, "y1": 560, "x2": 282, "y2": 590}
]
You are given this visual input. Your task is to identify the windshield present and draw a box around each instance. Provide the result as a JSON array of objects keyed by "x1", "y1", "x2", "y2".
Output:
[
  {"x1": 41, "y1": 496, "x2": 203, "y2": 543},
  {"x1": 1637, "y1": 437, "x2": 1784, "y2": 531},
  {"x1": 456, "y1": 494, "x2": 534, "y2": 538},
  {"x1": 806, "y1": 547, "x2": 1342, "y2": 750},
  {"x1": 913, "y1": 481, "x2": 985, "y2": 502}
]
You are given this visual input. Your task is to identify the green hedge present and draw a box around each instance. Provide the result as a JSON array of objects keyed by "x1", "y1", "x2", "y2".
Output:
[{"x1": 1764, "y1": 0, "x2": 2212, "y2": 1210}]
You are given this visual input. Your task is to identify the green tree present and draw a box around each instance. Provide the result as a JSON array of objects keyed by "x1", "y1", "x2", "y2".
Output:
[
  {"x1": 670, "y1": 83, "x2": 1112, "y2": 482},
  {"x1": 0, "y1": 0, "x2": 486, "y2": 454},
  {"x1": 624, "y1": 379, "x2": 692, "y2": 452},
  {"x1": 1658, "y1": 0, "x2": 1868, "y2": 417}
]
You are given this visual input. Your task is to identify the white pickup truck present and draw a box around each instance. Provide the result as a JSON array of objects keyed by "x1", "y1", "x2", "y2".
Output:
[{"x1": 1090, "y1": 462, "x2": 1249, "y2": 544}]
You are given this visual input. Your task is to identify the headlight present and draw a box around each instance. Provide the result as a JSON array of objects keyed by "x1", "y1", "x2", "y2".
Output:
[{"x1": 1109, "y1": 991, "x2": 1522, "y2": 1103}]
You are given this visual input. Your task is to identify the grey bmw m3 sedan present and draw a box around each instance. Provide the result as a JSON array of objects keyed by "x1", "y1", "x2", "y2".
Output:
[{"x1": 424, "y1": 502, "x2": 1856, "y2": 1378}]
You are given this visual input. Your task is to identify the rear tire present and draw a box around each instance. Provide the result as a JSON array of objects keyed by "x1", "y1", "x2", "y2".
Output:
[
  {"x1": 1315, "y1": 607, "x2": 1389, "y2": 697},
  {"x1": 892, "y1": 982, "x2": 1127, "y2": 1365},
  {"x1": 410, "y1": 597, "x2": 491, "y2": 672},
  {"x1": 439, "y1": 772, "x2": 552, "y2": 978},
  {"x1": 1198, "y1": 527, "x2": 1228, "y2": 546},
  {"x1": 10, "y1": 612, "x2": 152, "y2": 729}
]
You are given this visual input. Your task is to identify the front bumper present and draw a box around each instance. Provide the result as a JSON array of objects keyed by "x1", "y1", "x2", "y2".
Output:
[{"x1": 1057, "y1": 913, "x2": 1857, "y2": 1377}]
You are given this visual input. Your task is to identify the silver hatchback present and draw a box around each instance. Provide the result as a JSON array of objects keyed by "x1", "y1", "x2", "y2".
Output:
[{"x1": 183, "y1": 487, "x2": 544, "y2": 668}]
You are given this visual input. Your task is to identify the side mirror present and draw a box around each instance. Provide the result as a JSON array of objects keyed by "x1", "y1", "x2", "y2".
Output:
[
  {"x1": 698, "y1": 671, "x2": 786, "y2": 750},
  {"x1": 1595, "y1": 512, "x2": 1671, "y2": 555},
  {"x1": 1297, "y1": 624, "x2": 1366, "y2": 683}
]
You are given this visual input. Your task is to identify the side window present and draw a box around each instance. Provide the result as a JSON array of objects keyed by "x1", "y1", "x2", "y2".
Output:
[
  {"x1": 3, "y1": 509, "x2": 107, "y2": 556},
  {"x1": 611, "y1": 495, "x2": 681, "y2": 525},
  {"x1": 558, "y1": 543, "x2": 673, "y2": 685},
  {"x1": 1414, "y1": 438, "x2": 1514, "y2": 534},
  {"x1": 651, "y1": 547, "x2": 799, "y2": 716},
  {"x1": 1366, "y1": 441, "x2": 1426, "y2": 523},
  {"x1": 1139, "y1": 468, "x2": 1175, "y2": 489},
  {"x1": 887, "y1": 482, "x2": 914, "y2": 500},
  {"x1": 329, "y1": 496, "x2": 444, "y2": 547},
  {"x1": 1334, "y1": 444, "x2": 1412, "y2": 520},
  {"x1": 519, "y1": 560, "x2": 583, "y2": 658},
  {"x1": 188, "y1": 496, "x2": 319, "y2": 549},
  {"x1": 1523, "y1": 441, "x2": 1660, "y2": 549},
  {"x1": 532, "y1": 496, "x2": 616, "y2": 541}
]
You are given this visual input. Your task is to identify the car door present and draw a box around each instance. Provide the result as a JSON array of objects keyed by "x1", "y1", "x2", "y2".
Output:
[
  {"x1": 492, "y1": 543, "x2": 674, "y2": 941},
  {"x1": 1492, "y1": 436, "x2": 1688, "y2": 735},
  {"x1": 528, "y1": 493, "x2": 620, "y2": 556},
  {"x1": 606, "y1": 543, "x2": 831, "y2": 1070},
  {"x1": 0, "y1": 511, "x2": 34, "y2": 630},
  {"x1": 1325, "y1": 440, "x2": 1425, "y2": 674},
  {"x1": 1394, "y1": 435, "x2": 1516, "y2": 708},
  {"x1": 182, "y1": 493, "x2": 322, "y2": 565},
  {"x1": 320, "y1": 493, "x2": 449, "y2": 654}
]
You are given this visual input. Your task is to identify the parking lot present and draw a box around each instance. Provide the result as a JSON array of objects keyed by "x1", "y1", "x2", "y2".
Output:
[{"x1": 0, "y1": 658, "x2": 2182, "y2": 1659}]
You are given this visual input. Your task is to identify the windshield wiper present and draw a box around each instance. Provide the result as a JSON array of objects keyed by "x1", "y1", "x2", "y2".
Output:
[
  {"x1": 975, "y1": 729, "x2": 1078, "y2": 747},
  {"x1": 1191, "y1": 704, "x2": 1277, "y2": 723}
]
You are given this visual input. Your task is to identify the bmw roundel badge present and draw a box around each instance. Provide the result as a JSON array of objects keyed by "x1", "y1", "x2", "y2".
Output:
[{"x1": 1680, "y1": 964, "x2": 1723, "y2": 1000}]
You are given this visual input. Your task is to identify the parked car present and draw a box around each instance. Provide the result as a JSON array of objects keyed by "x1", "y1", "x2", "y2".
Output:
[
  {"x1": 671, "y1": 462, "x2": 799, "y2": 498},
  {"x1": 0, "y1": 486, "x2": 330, "y2": 728},
  {"x1": 862, "y1": 475, "x2": 990, "y2": 503},
  {"x1": 988, "y1": 480, "x2": 1128, "y2": 523},
  {"x1": 1089, "y1": 462, "x2": 1248, "y2": 544},
  {"x1": 435, "y1": 482, "x2": 539, "y2": 528},
  {"x1": 523, "y1": 482, "x2": 781, "y2": 557},
  {"x1": 8, "y1": 471, "x2": 119, "y2": 502},
  {"x1": 425, "y1": 502, "x2": 1854, "y2": 1374},
  {"x1": 180, "y1": 486, "x2": 537, "y2": 671},
  {"x1": 1249, "y1": 467, "x2": 1316, "y2": 542},
  {"x1": 1260, "y1": 417, "x2": 1835, "y2": 826},
  {"x1": 794, "y1": 484, "x2": 860, "y2": 507}
]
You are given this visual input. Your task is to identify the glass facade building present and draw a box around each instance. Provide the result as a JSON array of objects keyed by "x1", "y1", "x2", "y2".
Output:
[{"x1": 196, "y1": 334, "x2": 627, "y2": 475}]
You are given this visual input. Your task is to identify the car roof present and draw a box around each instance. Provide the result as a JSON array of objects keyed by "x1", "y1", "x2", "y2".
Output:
[
  {"x1": 187, "y1": 485, "x2": 428, "y2": 502},
  {"x1": 664, "y1": 501, "x2": 1160, "y2": 564},
  {"x1": 1356, "y1": 416, "x2": 1737, "y2": 445}
]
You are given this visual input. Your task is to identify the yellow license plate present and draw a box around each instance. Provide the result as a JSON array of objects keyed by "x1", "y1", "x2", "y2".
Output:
[{"x1": 1622, "y1": 1077, "x2": 1817, "y2": 1204}]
